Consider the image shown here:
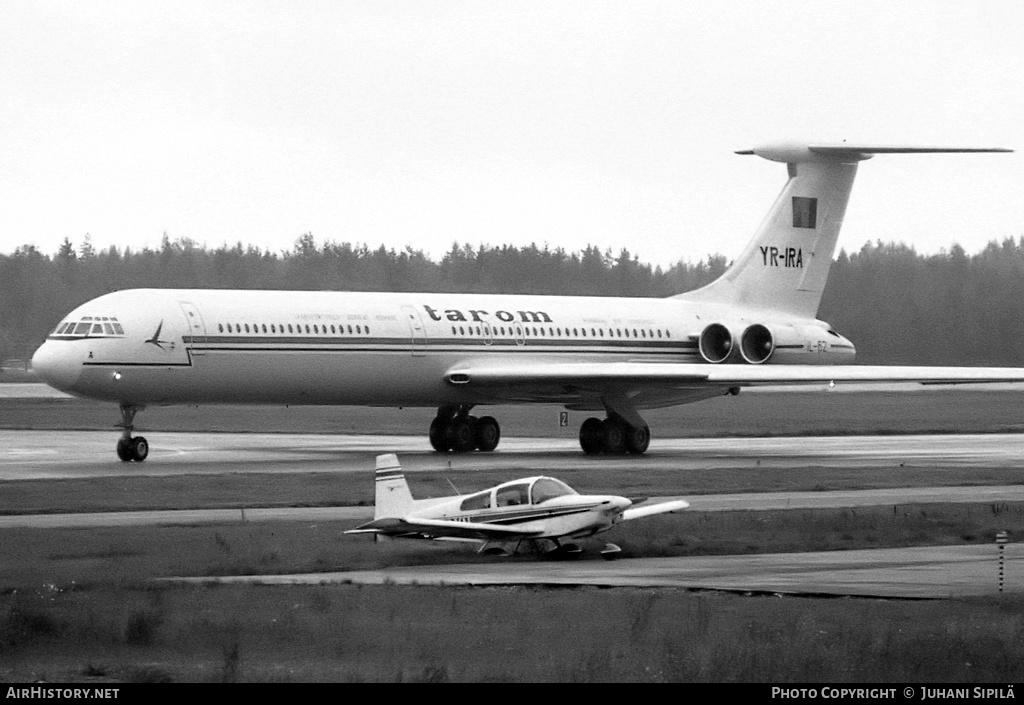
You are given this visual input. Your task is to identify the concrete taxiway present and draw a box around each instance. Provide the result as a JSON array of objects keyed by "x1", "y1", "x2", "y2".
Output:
[
  {"x1": 168, "y1": 544, "x2": 1024, "y2": 599},
  {"x1": 5, "y1": 428, "x2": 1024, "y2": 481}
]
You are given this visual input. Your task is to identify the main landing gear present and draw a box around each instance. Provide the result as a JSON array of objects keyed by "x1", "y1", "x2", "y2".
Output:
[
  {"x1": 115, "y1": 403, "x2": 149, "y2": 462},
  {"x1": 429, "y1": 406, "x2": 501, "y2": 453},
  {"x1": 427, "y1": 406, "x2": 650, "y2": 455},
  {"x1": 578, "y1": 413, "x2": 650, "y2": 455}
]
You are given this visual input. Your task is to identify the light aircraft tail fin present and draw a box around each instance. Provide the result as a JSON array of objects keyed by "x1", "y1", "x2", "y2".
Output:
[
  {"x1": 677, "y1": 143, "x2": 1011, "y2": 319},
  {"x1": 372, "y1": 453, "x2": 414, "y2": 520}
]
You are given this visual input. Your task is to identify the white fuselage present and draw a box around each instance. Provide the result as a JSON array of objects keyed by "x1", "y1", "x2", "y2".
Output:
[
  {"x1": 411, "y1": 492, "x2": 629, "y2": 540},
  {"x1": 31, "y1": 287, "x2": 853, "y2": 409}
]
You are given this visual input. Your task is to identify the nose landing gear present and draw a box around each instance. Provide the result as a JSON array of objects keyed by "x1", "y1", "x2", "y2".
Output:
[{"x1": 115, "y1": 403, "x2": 149, "y2": 462}]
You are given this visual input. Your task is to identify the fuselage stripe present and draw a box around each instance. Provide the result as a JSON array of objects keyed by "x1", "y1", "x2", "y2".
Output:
[{"x1": 452, "y1": 503, "x2": 602, "y2": 524}]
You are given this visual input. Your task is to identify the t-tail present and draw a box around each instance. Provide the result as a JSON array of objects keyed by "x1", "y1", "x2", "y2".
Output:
[
  {"x1": 372, "y1": 453, "x2": 414, "y2": 520},
  {"x1": 678, "y1": 143, "x2": 1011, "y2": 319}
]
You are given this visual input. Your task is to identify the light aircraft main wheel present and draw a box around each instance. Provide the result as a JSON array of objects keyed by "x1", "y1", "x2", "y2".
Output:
[
  {"x1": 130, "y1": 436, "x2": 149, "y2": 462},
  {"x1": 475, "y1": 416, "x2": 500, "y2": 452},
  {"x1": 579, "y1": 417, "x2": 604, "y2": 455},
  {"x1": 601, "y1": 543, "x2": 623, "y2": 560},
  {"x1": 447, "y1": 416, "x2": 477, "y2": 453},
  {"x1": 625, "y1": 424, "x2": 650, "y2": 455},
  {"x1": 116, "y1": 438, "x2": 133, "y2": 462},
  {"x1": 428, "y1": 416, "x2": 451, "y2": 452},
  {"x1": 601, "y1": 417, "x2": 628, "y2": 455}
]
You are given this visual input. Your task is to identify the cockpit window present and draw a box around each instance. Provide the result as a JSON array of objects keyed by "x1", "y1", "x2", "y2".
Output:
[
  {"x1": 495, "y1": 483, "x2": 531, "y2": 507},
  {"x1": 459, "y1": 491, "x2": 491, "y2": 511},
  {"x1": 50, "y1": 317, "x2": 125, "y2": 339},
  {"x1": 531, "y1": 478, "x2": 577, "y2": 504}
]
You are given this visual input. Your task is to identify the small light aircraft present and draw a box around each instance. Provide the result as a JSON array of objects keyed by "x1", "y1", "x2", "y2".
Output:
[{"x1": 345, "y1": 453, "x2": 689, "y2": 558}]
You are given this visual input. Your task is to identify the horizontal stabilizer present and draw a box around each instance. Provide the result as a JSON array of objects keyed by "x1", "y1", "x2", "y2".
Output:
[{"x1": 737, "y1": 142, "x2": 1012, "y2": 163}]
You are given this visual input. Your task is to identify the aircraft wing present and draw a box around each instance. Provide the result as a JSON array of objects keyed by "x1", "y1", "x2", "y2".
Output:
[
  {"x1": 446, "y1": 361, "x2": 1024, "y2": 390},
  {"x1": 621, "y1": 499, "x2": 689, "y2": 522},
  {"x1": 345, "y1": 516, "x2": 544, "y2": 541}
]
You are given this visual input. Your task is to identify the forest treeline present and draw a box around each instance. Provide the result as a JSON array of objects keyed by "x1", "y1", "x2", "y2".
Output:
[{"x1": 2, "y1": 233, "x2": 1023, "y2": 366}]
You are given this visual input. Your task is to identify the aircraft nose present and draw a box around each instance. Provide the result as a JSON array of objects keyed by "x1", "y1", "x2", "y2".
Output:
[
  {"x1": 608, "y1": 496, "x2": 632, "y2": 513},
  {"x1": 31, "y1": 341, "x2": 81, "y2": 392}
]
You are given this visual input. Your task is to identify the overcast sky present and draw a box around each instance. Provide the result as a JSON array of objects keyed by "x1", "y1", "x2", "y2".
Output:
[{"x1": 2, "y1": 1, "x2": 1022, "y2": 267}]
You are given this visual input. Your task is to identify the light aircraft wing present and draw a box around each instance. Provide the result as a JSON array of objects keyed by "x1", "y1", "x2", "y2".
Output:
[
  {"x1": 346, "y1": 516, "x2": 544, "y2": 541},
  {"x1": 621, "y1": 499, "x2": 689, "y2": 522},
  {"x1": 446, "y1": 361, "x2": 1024, "y2": 391}
]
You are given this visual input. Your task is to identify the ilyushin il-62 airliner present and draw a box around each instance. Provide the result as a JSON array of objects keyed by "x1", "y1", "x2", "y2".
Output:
[{"x1": 32, "y1": 142, "x2": 1024, "y2": 462}]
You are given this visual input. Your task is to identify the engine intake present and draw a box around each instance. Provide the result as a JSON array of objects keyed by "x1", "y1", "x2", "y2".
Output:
[
  {"x1": 740, "y1": 324, "x2": 774, "y2": 364},
  {"x1": 698, "y1": 323, "x2": 735, "y2": 364}
]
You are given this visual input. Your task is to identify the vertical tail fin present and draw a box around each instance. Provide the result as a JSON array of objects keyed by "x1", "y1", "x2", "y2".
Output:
[
  {"x1": 678, "y1": 143, "x2": 1010, "y2": 319},
  {"x1": 372, "y1": 453, "x2": 414, "y2": 520}
]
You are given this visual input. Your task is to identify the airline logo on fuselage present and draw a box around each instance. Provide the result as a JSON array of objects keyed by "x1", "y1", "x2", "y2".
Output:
[
  {"x1": 145, "y1": 320, "x2": 175, "y2": 351},
  {"x1": 422, "y1": 305, "x2": 553, "y2": 324},
  {"x1": 760, "y1": 246, "x2": 803, "y2": 268}
]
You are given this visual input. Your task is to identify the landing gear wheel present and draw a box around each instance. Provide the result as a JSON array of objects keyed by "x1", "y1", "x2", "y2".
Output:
[
  {"x1": 625, "y1": 424, "x2": 650, "y2": 455},
  {"x1": 429, "y1": 407, "x2": 503, "y2": 453},
  {"x1": 557, "y1": 542, "x2": 583, "y2": 558},
  {"x1": 475, "y1": 416, "x2": 500, "y2": 452},
  {"x1": 117, "y1": 435, "x2": 149, "y2": 462},
  {"x1": 447, "y1": 416, "x2": 477, "y2": 453},
  {"x1": 579, "y1": 417, "x2": 604, "y2": 455},
  {"x1": 601, "y1": 543, "x2": 623, "y2": 560},
  {"x1": 601, "y1": 417, "x2": 628, "y2": 455},
  {"x1": 116, "y1": 439, "x2": 133, "y2": 462},
  {"x1": 115, "y1": 403, "x2": 149, "y2": 462},
  {"x1": 429, "y1": 416, "x2": 451, "y2": 452},
  {"x1": 130, "y1": 436, "x2": 149, "y2": 462}
]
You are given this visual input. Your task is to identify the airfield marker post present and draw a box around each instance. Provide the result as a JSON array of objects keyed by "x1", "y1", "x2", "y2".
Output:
[{"x1": 996, "y1": 531, "x2": 1008, "y2": 594}]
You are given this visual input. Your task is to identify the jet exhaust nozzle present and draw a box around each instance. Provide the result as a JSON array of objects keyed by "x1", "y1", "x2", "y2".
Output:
[
  {"x1": 698, "y1": 323, "x2": 735, "y2": 364},
  {"x1": 740, "y1": 324, "x2": 774, "y2": 364}
]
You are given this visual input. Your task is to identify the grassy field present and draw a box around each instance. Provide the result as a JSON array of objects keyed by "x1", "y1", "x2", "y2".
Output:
[
  {"x1": 3, "y1": 388, "x2": 1024, "y2": 681},
  {"x1": 6, "y1": 462, "x2": 1024, "y2": 516},
  {"x1": 4, "y1": 583, "x2": 1024, "y2": 683},
  {"x1": 3, "y1": 502, "x2": 1024, "y2": 682}
]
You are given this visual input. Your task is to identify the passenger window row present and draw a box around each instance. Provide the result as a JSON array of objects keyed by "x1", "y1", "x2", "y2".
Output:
[
  {"x1": 216, "y1": 322, "x2": 369, "y2": 336},
  {"x1": 448, "y1": 325, "x2": 672, "y2": 339}
]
